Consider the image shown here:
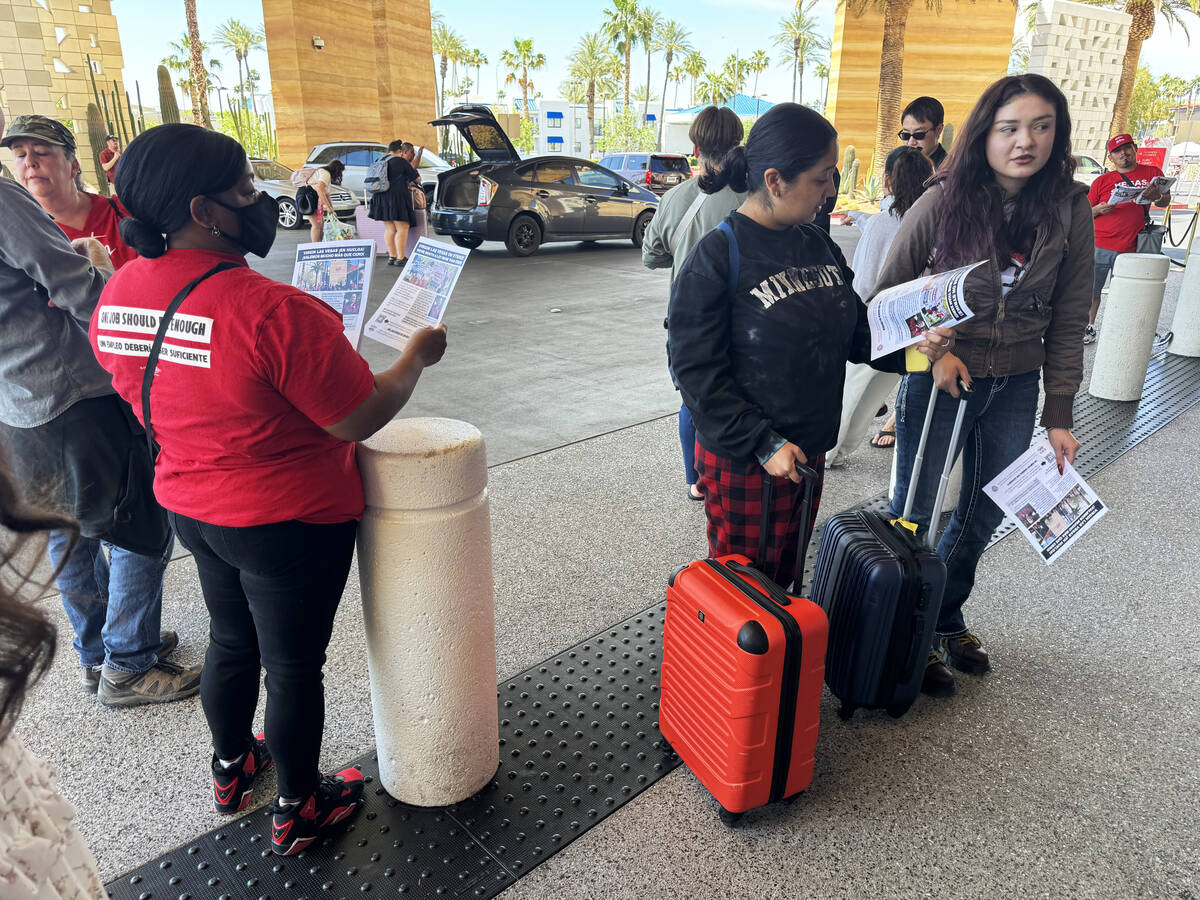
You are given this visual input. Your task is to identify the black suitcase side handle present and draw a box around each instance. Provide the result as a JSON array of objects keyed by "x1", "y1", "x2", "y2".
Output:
[{"x1": 757, "y1": 462, "x2": 820, "y2": 596}]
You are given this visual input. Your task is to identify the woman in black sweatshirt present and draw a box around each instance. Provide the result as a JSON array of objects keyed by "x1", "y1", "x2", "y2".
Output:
[{"x1": 667, "y1": 103, "x2": 952, "y2": 588}]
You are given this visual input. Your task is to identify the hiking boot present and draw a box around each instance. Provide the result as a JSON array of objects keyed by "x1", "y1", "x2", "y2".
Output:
[
  {"x1": 81, "y1": 630, "x2": 180, "y2": 693},
  {"x1": 213, "y1": 733, "x2": 273, "y2": 815},
  {"x1": 1082, "y1": 324, "x2": 1098, "y2": 344},
  {"x1": 97, "y1": 658, "x2": 202, "y2": 707},
  {"x1": 270, "y1": 768, "x2": 365, "y2": 856},
  {"x1": 921, "y1": 652, "x2": 956, "y2": 698},
  {"x1": 941, "y1": 631, "x2": 991, "y2": 675}
]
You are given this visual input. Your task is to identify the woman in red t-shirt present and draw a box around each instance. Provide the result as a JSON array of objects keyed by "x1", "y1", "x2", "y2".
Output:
[
  {"x1": 7, "y1": 128, "x2": 138, "y2": 270},
  {"x1": 90, "y1": 124, "x2": 447, "y2": 856}
]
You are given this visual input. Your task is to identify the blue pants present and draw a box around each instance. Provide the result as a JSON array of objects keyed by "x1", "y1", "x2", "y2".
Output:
[
  {"x1": 679, "y1": 403, "x2": 697, "y2": 486},
  {"x1": 888, "y1": 370, "x2": 1040, "y2": 637},
  {"x1": 47, "y1": 530, "x2": 172, "y2": 674}
]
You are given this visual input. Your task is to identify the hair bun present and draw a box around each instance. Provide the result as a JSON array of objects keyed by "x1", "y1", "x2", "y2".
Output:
[{"x1": 118, "y1": 216, "x2": 167, "y2": 259}]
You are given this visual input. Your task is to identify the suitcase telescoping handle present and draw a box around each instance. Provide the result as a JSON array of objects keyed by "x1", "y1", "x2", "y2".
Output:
[
  {"x1": 752, "y1": 461, "x2": 821, "y2": 598},
  {"x1": 897, "y1": 378, "x2": 973, "y2": 548}
]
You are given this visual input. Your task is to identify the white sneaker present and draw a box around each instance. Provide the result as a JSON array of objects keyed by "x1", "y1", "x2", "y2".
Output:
[{"x1": 1082, "y1": 324, "x2": 1098, "y2": 345}]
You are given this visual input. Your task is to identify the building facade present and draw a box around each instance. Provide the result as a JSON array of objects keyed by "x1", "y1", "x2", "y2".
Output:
[
  {"x1": 1029, "y1": 0, "x2": 1131, "y2": 158},
  {"x1": 824, "y1": 0, "x2": 1016, "y2": 175},
  {"x1": 262, "y1": 0, "x2": 438, "y2": 169},
  {"x1": 0, "y1": 0, "x2": 126, "y2": 190}
]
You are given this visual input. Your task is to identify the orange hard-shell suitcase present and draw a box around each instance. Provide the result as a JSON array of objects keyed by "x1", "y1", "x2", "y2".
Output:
[{"x1": 659, "y1": 465, "x2": 828, "y2": 825}]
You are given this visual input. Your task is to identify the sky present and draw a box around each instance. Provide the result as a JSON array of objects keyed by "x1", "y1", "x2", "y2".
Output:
[{"x1": 110, "y1": 0, "x2": 1200, "y2": 116}]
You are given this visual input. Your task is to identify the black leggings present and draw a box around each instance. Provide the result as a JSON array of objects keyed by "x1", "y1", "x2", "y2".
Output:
[{"x1": 169, "y1": 512, "x2": 357, "y2": 798}]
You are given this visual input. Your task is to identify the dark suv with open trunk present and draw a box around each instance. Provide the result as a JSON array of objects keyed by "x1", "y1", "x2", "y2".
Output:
[{"x1": 428, "y1": 106, "x2": 659, "y2": 257}]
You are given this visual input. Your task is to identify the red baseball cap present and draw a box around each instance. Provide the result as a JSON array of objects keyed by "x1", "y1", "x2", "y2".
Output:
[{"x1": 1107, "y1": 134, "x2": 1136, "y2": 154}]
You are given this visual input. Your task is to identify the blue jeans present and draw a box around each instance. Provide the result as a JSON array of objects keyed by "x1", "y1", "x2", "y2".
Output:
[
  {"x1": 888, "y1": 370, "x2": 1040, "y2": 637},
  {"x1": 47, "y1": 529, "x2": 172, "y2": 674},
  {"x1": 679, "y1": 403, "x2": 697, "y2": 485},
  {"x1": 1093, "y1": 247, "x2": 1121, "y2": 302}
]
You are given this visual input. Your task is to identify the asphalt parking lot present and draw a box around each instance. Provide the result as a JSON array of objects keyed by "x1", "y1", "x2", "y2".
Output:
[{"x1": 252, "y1": 218, "x2": 864, "y2": 465}]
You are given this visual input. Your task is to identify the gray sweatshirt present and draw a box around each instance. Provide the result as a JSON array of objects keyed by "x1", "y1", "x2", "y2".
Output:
[
  {"x1": 642, "y1": 178, "x2": 746, "y2": 281},
  {"x1": 0, "y1": 176, "x2": 111, "y2": 427}
]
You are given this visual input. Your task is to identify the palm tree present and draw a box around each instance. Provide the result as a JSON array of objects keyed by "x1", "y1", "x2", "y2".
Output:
[
  {"x1": 747, "y1": 49, "x2": 771, "y2": 115},
  {"x1": 813, "y1": 61, "x2": 830, "y2": 112},
  {"x1": 431, "y1": 23, "x2": 463, "y2": 118},
  {"x1": 468, "y1": 49, "x2": 488, "y2": 95},
  {"x1": 669, "y1": 67, "x2": 688, "y2": 107},
  {"x1": 1101, "y1": 0, "x2": 1199, "y2": 135},
  {"x1": 655, "y1": 19, "x2": 692, "y2": 148},
  {"x1": 774, "y1": 6, "x2": 828, "y2": 107},
  {"x1": 212, "y1": 18, "x2": 264, "y2": 134},
  {"x1": 637, "y1": 6, "x2": 661, "y2": 121},
  {"x1": 184, "y1": 0, "x2": 213, "y2": 127},
  {"x1": 500, "y1": 37, "x2": 546, "y2": 122},
  {"x1": 680, "y1": 50, "x2": 705, "y2": 107},
  {"x1": 602, "y1": 0, "x2": 641, "y2": 109},
  {"x1": 569, "y1": 31, "x2": 619, "y2": 156},
  {"x1": 723, "y1": 54, "x2": 748, "y2": 96},
  {"x1": 697, "y1": 71, "x2": 734, "y2": 107},
  {"x1": 162, "y1": 35, "x2": 221, "y2": 120}
]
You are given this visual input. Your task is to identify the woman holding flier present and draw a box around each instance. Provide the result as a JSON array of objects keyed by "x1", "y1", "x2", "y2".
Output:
[{"x1": 872, "y1": 73, "x2": 1093, "y2": 697}]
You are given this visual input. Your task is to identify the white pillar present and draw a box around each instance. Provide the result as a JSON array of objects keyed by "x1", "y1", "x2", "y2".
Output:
[
  {"x1": 1089, "y1": 253, "x2": 1170, "y2": 401},
  {"x1": 1169, "y1": 225, "x2": 1200, "y2": 358},
  {"x1": 356, "y1": 417, "x2": 498, "y2": 806}
]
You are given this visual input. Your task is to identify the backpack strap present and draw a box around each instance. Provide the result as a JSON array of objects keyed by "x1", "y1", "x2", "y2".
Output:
[
  {"x1": 141, "y1": 263, "x2": 239, "y2": 459},
  {"x1": 107, "y1": 197, "x2": 124, "y2": 219},
  {"x1": 670, "y1": 190, "x2": 709, "y2": 256},
  {"x1": 715, "y1": 219, "x2": 738, "y2": 296}
]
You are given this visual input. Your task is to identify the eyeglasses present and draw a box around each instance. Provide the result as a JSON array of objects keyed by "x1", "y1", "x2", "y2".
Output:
[{"x1": 898, "y1": 130, "x2": 930, "y2": 142}]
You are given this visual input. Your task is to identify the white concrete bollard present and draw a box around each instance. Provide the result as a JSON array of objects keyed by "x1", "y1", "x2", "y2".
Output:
[
  {"x1": 356, "y1": 417, "x2": 498, "y2": 806},
  {"x1": 1089, "y1": 253, "x2": 1170, "y2": 401},
  {"x1": 1168, "y1": 225, "x2": 1200, "y2": 357}
]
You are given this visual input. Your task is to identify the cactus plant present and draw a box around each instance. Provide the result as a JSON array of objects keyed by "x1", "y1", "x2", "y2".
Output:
[
  {"x1": 843, "y1": 158, "x2": 860, "y2": 197},
  {"x1": 157, "y1": 65, "x2": 180, "y2": 125},
  {"x1": 85, "y1": 54, "x2": 113, "y2": 133},
  {"x1": 839, "y1": 145, "x2": 856, "y2": 195},
  {"x1": 86, "y1": 102, "x2": 110, "y2": 196},
  {"x1": 135, "y1": 81, "x2": 145, "y2": 133},
  {"x1": 111, "y1": 85, "x2": 129, "y2": 145},
  {"x1": 942, "y1": 122, "x2": 954, "y2": 152}
]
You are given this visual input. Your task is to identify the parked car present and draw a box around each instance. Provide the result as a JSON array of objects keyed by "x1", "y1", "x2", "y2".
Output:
[
  {"x1": 428, "y1": 105, "x2": 659, "y2": 257},
  {"x1": 597, "y1": 151, "x2": 693, "y2": 195},
  {"x1": 303, "y1": 142, "x2": 451, "y2": 205},
  {"x1": 1072, "y1": 152, "x2": 1106, "y2": 187},
  {"x1": 250, "y1": 157, "x2": 357, "y2": 229}
]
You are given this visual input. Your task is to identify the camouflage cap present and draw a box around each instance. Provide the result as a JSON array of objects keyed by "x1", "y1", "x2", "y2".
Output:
[{"x1": 1, "y1": 114, "x2": 77, "y2": 151}]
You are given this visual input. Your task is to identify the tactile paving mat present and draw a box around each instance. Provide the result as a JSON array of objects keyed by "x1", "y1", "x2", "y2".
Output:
[
  {"x1": 107, "y1": 609, "x2": 677, "y2": 900},
  {"x1": 108, "y1": 349, "x2": 1200, "y2": 900}
]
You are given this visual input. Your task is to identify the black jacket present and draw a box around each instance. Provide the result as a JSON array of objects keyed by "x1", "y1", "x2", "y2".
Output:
[{"x1": 668, "y1": 211, "x2": 902, "y2": 463}]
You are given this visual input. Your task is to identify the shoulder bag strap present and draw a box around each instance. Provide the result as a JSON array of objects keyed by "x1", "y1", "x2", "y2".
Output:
[
  {"x1": 141, "y1": 262, "x2": 239, "y2": 458},
  {"x1": 715, "y1": 219, "x2": 738, "y2": 295},
  {"x1": 107, "y1": 196, "x2": 124, "y2": 219},
  {"x1": 670, "y1": 190, "x2": 709, "y2": 256},
  {"x1": 1118, "y1": 170, "x2": 1153, "y2": 229}
]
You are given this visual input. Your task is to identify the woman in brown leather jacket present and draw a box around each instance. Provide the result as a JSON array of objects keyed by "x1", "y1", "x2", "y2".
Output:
[{"x1": 871, "y1": 74, "x2": 1093, "y2": 697}]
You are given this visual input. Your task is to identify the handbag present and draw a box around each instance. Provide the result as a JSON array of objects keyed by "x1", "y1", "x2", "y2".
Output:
[
  {"x1": 1118, "y1": 170, "x2": 1165, "y2": 255},
  {"x1": 410, "y1": 183, "x2": 427, "y2": 210}
]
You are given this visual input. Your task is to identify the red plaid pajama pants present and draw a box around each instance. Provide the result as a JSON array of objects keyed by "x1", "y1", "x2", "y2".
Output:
[{"x1": 693, "y1": 443, "x2": 826, "y2": 590}]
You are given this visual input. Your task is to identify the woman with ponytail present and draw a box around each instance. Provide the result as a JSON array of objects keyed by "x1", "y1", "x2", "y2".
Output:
[
  {"x1": 871, "y1": 74, "x2": 1093, "y2": 697},
  {"x1": 89, "y1": 124, "x2": 447, "y2": 855},
  {"x1": 667, "y1": 103, "x2": 953, "y2": 588}
]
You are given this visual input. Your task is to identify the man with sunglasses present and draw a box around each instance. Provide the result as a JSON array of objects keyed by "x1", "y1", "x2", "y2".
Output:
[{"x1": 899, "y1": 96, "x2": 948, "y2": 170}]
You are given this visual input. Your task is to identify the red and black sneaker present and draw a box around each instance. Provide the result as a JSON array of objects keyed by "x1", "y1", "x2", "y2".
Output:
[
  {"x1": 270, "y1": 767, "x2": 364, "y2": 856},
  {"x1": 212, "y1": 733, "x2": 273, "y2": 815}
]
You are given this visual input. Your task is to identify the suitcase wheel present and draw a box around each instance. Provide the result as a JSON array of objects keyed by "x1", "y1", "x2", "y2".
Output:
[
  {"x1": 886, "y1": 701, "x2": 913, "y2": 719},
  {"x1": 838, "y1": 703, "x2": 856, "y2": 721},
  {"x1": 718, "y1": 806, "x2": 744, "y2": 827}
]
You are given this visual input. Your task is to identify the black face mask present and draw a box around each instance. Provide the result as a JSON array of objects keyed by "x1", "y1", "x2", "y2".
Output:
[{"x1": 207, "y1": 193, "x2": 278, "y2": 258}]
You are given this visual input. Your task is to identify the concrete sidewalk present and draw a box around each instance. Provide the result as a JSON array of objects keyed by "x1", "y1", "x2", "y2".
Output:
[{"x1": 13, "y1": 262, "x2": 1200, "y2": 898}]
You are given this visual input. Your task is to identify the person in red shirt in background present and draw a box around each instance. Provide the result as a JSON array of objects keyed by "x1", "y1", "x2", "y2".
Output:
[
  {"x1": 1086, "y1": 133, "x2": 1171, "y2": 343},
  {"x1": 91, "y1": 124, "x2": 446, "y2": 856},
  {"x1": 98, "y1": 133, "x2": 120, "y2": 186},
  {"x1": 2, "y1": 115, "x2": 137, "y2": 270}
]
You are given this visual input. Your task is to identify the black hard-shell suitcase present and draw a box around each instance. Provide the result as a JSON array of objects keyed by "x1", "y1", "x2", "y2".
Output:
[{"x1": 810, "y1": 379, "x2": 970, "y2": 719}]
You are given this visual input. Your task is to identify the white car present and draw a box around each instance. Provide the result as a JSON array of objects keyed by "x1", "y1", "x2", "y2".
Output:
[
  {"x1": 1072, "y1": 153, "x2": 1105, "y2": 187},
  {"x1": 303, "y1": 142, "x2": 452, "y2": 205},
  {"x1": 249, "y1": 158, "x2": 357, "y2": 229}
]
